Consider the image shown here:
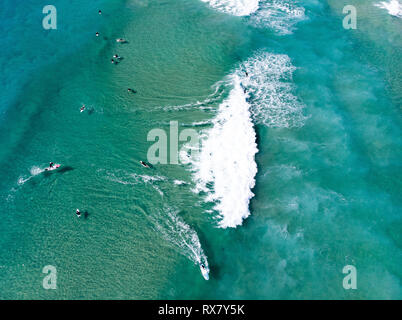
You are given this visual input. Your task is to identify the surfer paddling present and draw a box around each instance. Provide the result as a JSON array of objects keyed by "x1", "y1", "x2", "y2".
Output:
[{"x1": 140, "y1": 161, "x2": 150, "y2": 168}]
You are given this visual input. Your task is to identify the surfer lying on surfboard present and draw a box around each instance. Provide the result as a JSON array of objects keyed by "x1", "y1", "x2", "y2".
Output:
[{"x1": 140, "y1": 161, "x2": 150, "y2": 168}]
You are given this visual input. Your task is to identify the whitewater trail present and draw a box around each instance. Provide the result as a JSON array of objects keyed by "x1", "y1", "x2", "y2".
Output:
[
  {"x1": 103, "y1": 169, "x2": 209, "y2": 276},
  {"x1": 17, "y1": 166, "x2": 46, "y2": 185},
  {"x1": 5, "y1": 165, "x2": 50, "y2": 205},
  {"x1": 148, "y1": 207, "x2": 209, "y2": 271}
]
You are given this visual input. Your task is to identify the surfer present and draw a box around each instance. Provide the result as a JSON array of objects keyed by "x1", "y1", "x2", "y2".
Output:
[
  {"x1": 113, "y1": 54, "x2": 121, "y2": 59},
  {"x1": 240, "y1": 83, "x2": 247, "y2": 94},
  {"x1": 76, "y1": 209, "x2": 81, "y2": 218},
  {"x1": 140, "y1": 161, "x2": 150, "y2": 168},
  {"x1": 116, "y1": 38, "x2": 126, "y2": 43},
  {"x1": 96, "y1": 32, "x2": 99, "y2": 37},
  {"x1": 49, "y1": 162, "x2": 54, "y2": 168},
  {"x1": 200, "y1": 263, "x2": 209, "y2": 280},
  {"x1": 111, "y1": 59, "x2": 116, "y2": 64},
  {"x1": 98, "y1": 10, "x2": 102, "y2": 15},
  {"x1": 127, "y1": 88, "x2": 136, "y2": 93},
  {"x1": 80, "y1": 105, "x2": 85, "y2": 112},
  {"x1": 245, "y1": 71, "x2": 249, "y2": 77}
]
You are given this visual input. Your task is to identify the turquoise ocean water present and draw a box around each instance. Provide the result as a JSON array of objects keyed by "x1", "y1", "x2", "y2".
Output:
[{"x1": 0, "y1": 0, "x2": 401, "y2": 299}]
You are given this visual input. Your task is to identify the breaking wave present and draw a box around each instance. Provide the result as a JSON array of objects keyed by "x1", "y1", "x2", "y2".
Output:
[
  {"x1": 191, "y1": 50, "x2": 305, "y2": 228},
  {"x1": 192, "y1": 74, "x2": 258, "y2": 228},
  {"x1": 201, "y1": 0, "x2": 305, "y2": 34},
  {"x1": 375, "y1": 0, "x2": 402, "y2": 17}
]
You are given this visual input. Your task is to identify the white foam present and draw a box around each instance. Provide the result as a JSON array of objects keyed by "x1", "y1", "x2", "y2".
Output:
[
  {"x1": 240, "y1": 51, "x2": 306, "y2": 128},
  {"x1": 173, "y1": 180, "x2": 187, "y2": 185},
  {"x1": 30, "y1": 166, "x2": 45, "y2": 176},
  {"x1": 375, "y1": 0, "x2": 402, "y2": 17},
  {"x1": 201, "y1": 0, "x2": 260, "y2": 16},
  {"x1": 248, "y1": 0, "x2": 305, "y2": 34},
  {"x1": 17, "y1": 176, "x2": 28, "y2": 186},
  {"x1": 192, "y1": 75, "x2": 258, "y2": 228}
]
